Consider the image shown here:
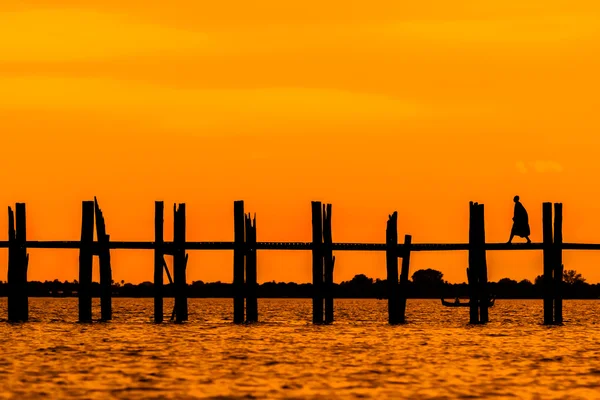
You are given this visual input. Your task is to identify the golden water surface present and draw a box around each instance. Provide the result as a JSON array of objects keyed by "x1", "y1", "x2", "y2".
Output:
[{"x1": 1, "y1": 299, "x2": 599, "y2": 399}]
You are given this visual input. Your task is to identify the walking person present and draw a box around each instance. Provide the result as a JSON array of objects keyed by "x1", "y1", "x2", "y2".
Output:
[{"x1": 508, "y1": 195, "x2": 531, "y2": 243}]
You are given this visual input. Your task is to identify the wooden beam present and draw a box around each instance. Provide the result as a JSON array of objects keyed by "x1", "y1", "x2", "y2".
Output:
[
  {"x1": 311, "y1": 201, "x2": 324, "y2": 324},
  {"x1": 233, "y1": 201, "x2": 245, "y2": 324},
  {"x1": 478, "y1": 204, "x2": 489, "y2": 323},
  {"x1": 79, "y1": 201, "x2": 94, "y2": 322},
  {"x1": 554, "y1": 203, "x2": 563, "y2": 324},
  {"x1": 7, "y1": 207, "x2": 17, "y2": 321},
  {"x1": 386, "y1": 211, "x2": 399, "y2": 324},
  {"x1": 323, "y1": 204, "x2": 334, "y2": 324},
  {"x1": 542, "y1": 202, "x2": 554, "y2": 325},
  {"x1": 399, "y1": 234, "x2": 411, "y2": 323},
  {"x1": 467, "y1": 202, "x2": 479, "y2": 324},
  {"x1": 94, "y1": 198, "x2": 112, "y2": 321},
  {"x1": 154, "y1": 201, "x2": 164, "y2": 323},
  {"x1": 173, "y1": 203, "x2": 188, "y2": 322},
  {"x1": 245, "y1": 213, "x2": 258, "y2": 323}
]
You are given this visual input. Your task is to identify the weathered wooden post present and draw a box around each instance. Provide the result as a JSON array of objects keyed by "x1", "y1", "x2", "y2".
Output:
[
  {"x1": 477, "y1": 204, "x2": 489, "y2": 323},
  {"x1": 554, "y1": 203, "x2": 563, "y2": 324},
  {"x1": 311, "y1": 201, "x2": 324, "y2": 324},
  {"x1": 15, "y1": 204, "x2": 28, "y2": 322},
  {"x1": 94, "y1": 198, "x2": 112, "y2": 321},
  {"x1": 154, "y1": 201, "x2": 164, "y2": 323},
  {"x1": 323, "y1": 204, "x2": 335, "y2": 324},
  {"x1": 467, "y1": 202, "x2": 480, "y2": 324},
  {"x1": 386, "y1": 211, "x2": 399, "y2": 324},
  {"x1": 173, "y1": 203, "x2": 188, "y2": 322},
  {"x1": 7, "y1": 204, "x2": 29, "y2": 322},
  {"x1": 398, "y1": 234, "x2": 411, "y2": 323},
  {"x1": 7, "y1": 207, "x2": 17, "y2": 321},
  {"x1": 245, "y1": 213, "x2": 258, "y2": 323},
  {"x1": 79, "y1": 201, "x2": 95, "y2": 322},
  {"x1": 233, "y1": 201, "x2": 245, "y2": 324},
  {"x1": 542, "y1": 202, "x2": 554, "y2": 325}
]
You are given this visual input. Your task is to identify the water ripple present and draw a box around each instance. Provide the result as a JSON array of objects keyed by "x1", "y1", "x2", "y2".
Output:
[{"x1": 1, "y1": 298, "x2": 600, "y2": 399}]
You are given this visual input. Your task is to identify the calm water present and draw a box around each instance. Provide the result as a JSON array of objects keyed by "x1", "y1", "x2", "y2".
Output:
[{"x1": 1, "y1": 299, "x2": 600, "y2": 399}]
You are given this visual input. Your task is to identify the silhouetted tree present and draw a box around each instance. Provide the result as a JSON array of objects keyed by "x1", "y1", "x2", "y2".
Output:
[
  {"x1": 563, "y1": 269, "x2": 585, "y2": 285},
  {"x1": 348, "y1": 274, "x2": 373, "y2": 285},
  {"x1": 411, "y1": 269, "x2": 444, "y2": 285}
]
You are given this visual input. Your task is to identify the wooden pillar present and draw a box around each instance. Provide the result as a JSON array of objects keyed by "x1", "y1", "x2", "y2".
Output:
[
  {"x1": 94, "y1": 198, "x2": 112, "y2": 321},
  {"x1": 7, "y1": 204, "x2": 29, "y2": 322},
  {"x1": 245, "y1": 213, "x2": 258, "y2": 323},
  {"x1": 233, "y1": 201, "x2": 245, "y2": 324},
  {"x1": 311, "y1": 201, "x2": 324, "y2": 324},
  {"x1": 154, "y1": 201, "x2": 164, "y2": 323},
  {"x1": 554, "y1": 203, "x2": 563, "y2": 324},
  {"x1": 79, "y1": 201, "x2": 95, "y2": 322},
  {"x1": 7, "y1": 207, "x2": 17, "y2": 321},
  {"x1": 398, "y1": 234, "x2": 411, "y2": 323},
  {"x1": 173, "y1": 203, "x2": 188, "y2": 322},
  {"x1": 15, "y1": 204, "x2": 28, "y2": 322},
  {"x1": 542, "y1": 202, "x2": 554, "y2": 325},
  {"x1": 477, "y1": 204, "x2": 489, "y2": 323},
  {"x1": 467, "y1": 202, "x2": 479, "y2": 324},
  {"x1": 323, "y1": 204, "x2": 335, "y2": 324},
  {"x1": 386, "y1": 211, "x2": 399, "y2": 324}
]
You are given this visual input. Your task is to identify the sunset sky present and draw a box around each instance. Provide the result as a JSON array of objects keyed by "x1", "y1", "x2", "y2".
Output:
[{"x1": 1, "y1": 1, "x2": 600, "y2": 285}]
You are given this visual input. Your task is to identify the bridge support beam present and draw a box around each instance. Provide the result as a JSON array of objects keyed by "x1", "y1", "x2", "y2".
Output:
[
  {"x1": 174, "y1": 203, "x2": 188, "y2": 322},
  {"x1": 399, "y1": 234, "x2": 411, "y2": 323},
  {"x1": 554, "y1": 203, "x2": 563, "y2": 324},
  {"x1": 323, "y1": 204, "x2": 335, "y2": 324},
  {"x1": 154, "y1": 201, "x2": 164, "y2": 323},
  {"x1": 477, "y1": 204, "x2": 489, "y2": 323},
  {"x1": 233, "y1": 201, "x2": 245, "y2": 324},
  {"x1": 94, "y1": 198, "x2": 112, "y2": 321},
  {"x1": 311, "y1": 201, "x2": 324, "y2": 324},
  {"x1": 467, "y1": 202, "x2": 479, "y2": 324},
  {"x1": 245, "y1": 213, "x2": 258, "y2": 323},
  {"x1": 79, "y1": 201, "x2": 94, "y2": 322},
  {"x1": 7, "y1": 204, "x2": 29, "y2": 322},
  {"x1": 542, "y1": 202, "x2": 554, "y2": 325},
  {"x1": 467, "y1": 202, "x2": 487, "y2": 324},
  {"x1": 386, "y1": 211, "x2": 400, "y2": 324}
]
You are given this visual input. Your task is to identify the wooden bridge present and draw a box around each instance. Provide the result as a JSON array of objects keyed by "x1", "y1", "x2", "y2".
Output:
[{"x1": 1, "y1": 199, "x2": 579, "y2": 326}]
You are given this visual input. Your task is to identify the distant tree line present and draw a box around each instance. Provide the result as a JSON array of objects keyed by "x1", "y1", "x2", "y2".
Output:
[{"x1": 0, "y1": 268, "x2": 597, "y2": 299}]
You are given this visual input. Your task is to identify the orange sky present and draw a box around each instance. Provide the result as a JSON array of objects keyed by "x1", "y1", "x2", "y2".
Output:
[{"x1": 1, "y1": 1, "x2": 600, "y2": 284}]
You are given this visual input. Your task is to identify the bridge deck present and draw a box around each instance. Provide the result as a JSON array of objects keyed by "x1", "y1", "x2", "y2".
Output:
[{"x1": 0, "y1": 241, "x2": 598, "y2": 251}]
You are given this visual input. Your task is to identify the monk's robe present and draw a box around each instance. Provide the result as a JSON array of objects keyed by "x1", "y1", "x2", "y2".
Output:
[{"x1": 511, "y1": 201, "x2": 530, "y2": 237}]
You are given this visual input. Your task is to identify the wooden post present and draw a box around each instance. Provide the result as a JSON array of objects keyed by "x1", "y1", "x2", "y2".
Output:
[
  {"x1": 467, "y1": 202, "x2": 479, "y2": 324},
  {"x1": 7, "y1": 207, "x2": 17, "y2": 321},
  {"x1": 542, "y1": 202, "x2": 554, "y2": 325},
  {"x1": 233, "y1": 201, "x2": 245, "y2": 324},
  {"x1": 7, "y1": 204, "x2": 29, "y2": 322},
  {"x1": 15, "y1": 204, "x2": 28, "y2": 321},
  {"x1": 79, "y1": 201, "x2": 94, "y2": 322},
  {"x1": 154, "y1": 201, "x2": 164, "y2": 323},
  {"x1": 554, "y1": 203, "x2": 563, "y2": 324},
  {"x1": 398, "y1": 234, "x2": 411, "y2": 323},
  {"x1": 311, "y1": 201, "x2": 324, "y2": 324},
  {"x1": 386, "y1": 211, "x2": 399, "y2": 324},
  {"x1": 323, "y1": 204, "x2": 335, "y2": 324},
  {"x1": 173, "y1": 203, "x2": 188, "y2": 322},
  {"x1": 245, "y1": 213, "x2": 258, "y2": 323},
  {"x1": 94, "y1": 198, "x2": 112, "y2": 321},
  {"x1": 477, "y1": 204, "x2": 489, "y2": 323}
]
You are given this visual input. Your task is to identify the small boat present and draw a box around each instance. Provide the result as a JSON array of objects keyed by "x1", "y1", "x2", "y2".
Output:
[{"x1": 441, "y1": 296, "x2": 495, "y2": 308}]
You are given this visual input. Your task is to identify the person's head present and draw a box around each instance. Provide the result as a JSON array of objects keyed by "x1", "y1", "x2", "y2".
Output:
[{"x1": 514, "y1": 195, "x2": 520, "y2": 202}]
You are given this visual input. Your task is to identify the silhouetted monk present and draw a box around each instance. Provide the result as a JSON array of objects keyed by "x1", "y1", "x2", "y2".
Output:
[{"x1": 508, "y1": 195, "x2": 531, "y2": 243}]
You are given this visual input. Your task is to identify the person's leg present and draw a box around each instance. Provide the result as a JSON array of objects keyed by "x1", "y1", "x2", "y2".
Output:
[
  {"x1": 508, "y1": 233, "x2": 514, "y2": 243},
  {"x1": 525, "y1": 236, "x2": 531, "y2": 243}
]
